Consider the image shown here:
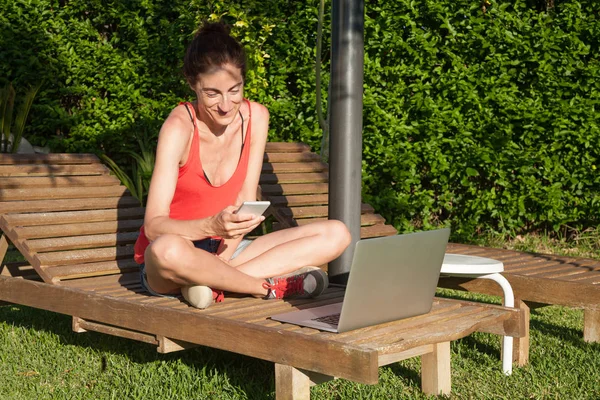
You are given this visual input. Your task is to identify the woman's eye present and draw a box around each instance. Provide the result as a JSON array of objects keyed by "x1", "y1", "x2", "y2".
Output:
[{"x1": 205, "y1": 92, "x2": 219, "y2": 98}]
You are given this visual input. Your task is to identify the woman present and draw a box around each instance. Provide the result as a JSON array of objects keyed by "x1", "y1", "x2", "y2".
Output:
[{"x1": 133, "y1": 22, "x2": 351, "y2": 309}]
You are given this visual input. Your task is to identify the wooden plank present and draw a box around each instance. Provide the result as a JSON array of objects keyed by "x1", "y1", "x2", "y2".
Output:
[
  {"x1": 0, "y1": 186, "x2": 128, "y2": 201},
  {"x1": 294, "y1": 213, "x2": 387, "y2": 227},
  {"x1": 3, "y1": 208, "x2": 146, "y2": 227},
  {"x1": 59, "y1": 271, "x2": 140, "y2": 290},
  {"x1": 0, "y1": 276, "x2": 380, "y2": 384},
  {"x1": 0, "y1": 196, "x2": 140, "y2": 213},
  {"x1": 260, "y1": 172, "x2": 329, "y2": 185},
  {"x1": 263, "y1": 152, "x2": 320, "y2": 163},
  {"x1": 265, "y1": 143, "x2": 311, "y2": 153},
  {"x1": 0, "y1": 175, "x2": 121, "y2": 189},
  {"x1": 261, "y1": 183, "x2": 329, "y2": 196},
  {"x1": 73, "y1": 317, "x2": 158, "y2": 345},
  {"x1": 360, "y1": 224, "x2": 398, "y2": 239},
  {"x1": 48, "y1": 259, "x2": 139, "y2": 281},
  {"x1": 35, "y1": 245, "x2": 135, "y2": 267},
  {"x1": 25, "y1": 232, "x2": 139, "y2": 252},
  {"x1": 281, "y1": 204, "x2": 374, "y2": 219},
  {"x1": 262, "y1": 162, "x2": 326, "y2": 174},
  {"x1": 269, "y1": 194, "x2": 329, "y2": 207},
  {"x1": 13, "y1": 219, "x2": 143, "y2": 240},
  {"x1": 0, "y1": 153, "x2": 100, "y2": 165},
  {"x1": 0, "y1": 163, "x2": 108, "y2": 177}
]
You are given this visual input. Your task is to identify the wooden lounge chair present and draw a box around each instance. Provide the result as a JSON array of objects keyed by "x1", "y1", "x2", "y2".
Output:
[
  {"x1": 0, "y1": 149, "x2": 523, "y2": 399},
  {"x1": 441, "y1": 243, "x2": 600, "y2": 364}
]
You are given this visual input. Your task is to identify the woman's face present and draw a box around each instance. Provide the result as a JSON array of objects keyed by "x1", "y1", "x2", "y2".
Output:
[{"x1": 193, "y1": 63, "x2": 244, "y2": 128}]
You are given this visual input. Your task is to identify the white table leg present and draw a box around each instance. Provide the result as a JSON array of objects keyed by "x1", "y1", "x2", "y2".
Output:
[{"x1": 474, "y1": 273, "x2": 514, "y2": 375}]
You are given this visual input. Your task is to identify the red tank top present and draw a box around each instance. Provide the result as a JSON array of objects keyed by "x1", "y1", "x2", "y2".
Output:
[{"x1": 133, "y1": 100, "x2": 252, "y2": 263}]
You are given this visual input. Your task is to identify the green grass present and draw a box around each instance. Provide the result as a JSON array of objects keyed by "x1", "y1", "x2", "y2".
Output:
[{"x1": 1, "y1": 233, "x2": 600, "y2": 399}]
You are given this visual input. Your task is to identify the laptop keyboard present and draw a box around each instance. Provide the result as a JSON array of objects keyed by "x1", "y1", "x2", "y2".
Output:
[{"x1": 311, "y1": 313, "x2": 341, "y2": 325}]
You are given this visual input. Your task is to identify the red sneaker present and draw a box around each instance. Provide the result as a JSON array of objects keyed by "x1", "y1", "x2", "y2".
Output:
[{"x1": 263, "y1": 267, "x2": 329, "y2": 299}]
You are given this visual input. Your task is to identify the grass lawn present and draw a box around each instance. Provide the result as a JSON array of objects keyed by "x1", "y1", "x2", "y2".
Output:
[{"x1": 1, "y1": 233, "x2": 600, "y2": 399}]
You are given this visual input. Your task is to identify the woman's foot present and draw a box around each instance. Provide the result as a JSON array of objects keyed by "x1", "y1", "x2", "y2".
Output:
[
  {"x1": 263, "y1": 267, "x2": 329, "y2": 299},
  {"x1": 182, "y1": 285, "x2": 225, "y2": 309}
]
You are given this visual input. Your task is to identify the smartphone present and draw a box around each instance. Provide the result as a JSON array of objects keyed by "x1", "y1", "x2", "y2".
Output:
[{"x1": 234, "y1": 201, "x2": 271, "y2": 217}]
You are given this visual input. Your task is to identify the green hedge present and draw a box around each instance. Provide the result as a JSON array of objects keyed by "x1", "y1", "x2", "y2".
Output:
[{"x1": 2, "y1": 0, "x2": 599, "y2": 238}]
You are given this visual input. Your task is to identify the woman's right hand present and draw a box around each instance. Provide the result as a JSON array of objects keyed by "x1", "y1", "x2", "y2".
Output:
[{"x1": 210, "y1": 205, "x2": 265, "y2": 239}]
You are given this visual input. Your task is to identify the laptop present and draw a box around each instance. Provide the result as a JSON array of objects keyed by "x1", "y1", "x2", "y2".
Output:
[{"x1": 270, "y1": 228, "x2": 450, "y2": 333}]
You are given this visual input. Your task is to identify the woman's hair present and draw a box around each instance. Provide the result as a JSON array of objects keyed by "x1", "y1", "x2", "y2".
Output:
[{"x1": 183, "y1": 21, "x2": 247, "y2": 86}]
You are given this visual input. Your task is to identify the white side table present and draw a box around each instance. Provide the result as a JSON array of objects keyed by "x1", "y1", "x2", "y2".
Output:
[{"x1": 441, "y1": 253, "x2": 515, "y2": 375}]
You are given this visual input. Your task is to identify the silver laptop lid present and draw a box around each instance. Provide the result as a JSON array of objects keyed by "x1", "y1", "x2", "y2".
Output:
[{"x1": 337, "y1": 228, "x2": 450, "y2": 332}]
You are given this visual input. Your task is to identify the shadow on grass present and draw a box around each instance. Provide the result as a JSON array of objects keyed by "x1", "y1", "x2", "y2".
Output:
[{"x1": 0, "y1": 304, "x2": 275, "y2": 399}]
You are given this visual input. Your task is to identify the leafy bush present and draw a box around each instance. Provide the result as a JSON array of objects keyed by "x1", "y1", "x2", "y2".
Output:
[{"x1": 2, "y1": 0, "x2": 599, "y2": 239}]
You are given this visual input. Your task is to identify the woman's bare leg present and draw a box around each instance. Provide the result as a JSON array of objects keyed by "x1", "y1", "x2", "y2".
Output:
[
  {"x1": 230, "y1": 220, "x2": 351, "y2": 279},
  {"x1": 143, "y1": 234, "x2": 267, "y2": 297}
]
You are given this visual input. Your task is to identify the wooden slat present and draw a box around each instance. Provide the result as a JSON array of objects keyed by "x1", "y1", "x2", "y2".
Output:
[
  {"x1": 0, "y1": 186, "x2": 127, "y2": 201},
  {"x1": 0, "y1": 175, "x2": 120, "y2": 189},
  {"x1": 360, "y1": 224, "x2": 398, "y2": 238},
  {"x1": 0, "y1": 153, "x2": 100, "y2": 165},
  {"x1": 74, "y1": 318, "x2": 158, "y2": 345},
  {"x1": 60, "y1": 271, "x2": 140, "y2": 290},
  {"x1": 263, "y1": 152, "x2": 320, "y2": 163},
  {"x1": 35, "y1": 245, "x2": 135, "y2": 267},
  {"x1": 14, "y1": 219, "x2": 143, "y2": 240},
  {"x1": 48, "y1": 259, "x2": 140, "y2": 281},
  {"x1": 269, "y1": 194, "x2": 329, "y2": 207},
  {"x1": 260, "y1": 183, "x2": 329, "y2": 196},
  {"x1": 264, "y1": 142, "x2": 311, "y2": 153},
  {"x1": 0, "y1": 196, "x2": 140, "y2": 214},
  {"x1": 294, "y1": 213, "x2": 387, "y2": 227},
  {"x1": 260, "y1": 172, "x2": 329, "y2": 185},
  {"x1": 0, "y1": 163, "x2": 109, "y2": 177},
  {"x1": 262, "y1": 162, "x2": 327, "y2": 174},
  {"x1": 25, "y1": 232, "x2": 139, "y2": 252},
  {"x1": 3, "y1": 208, "x2": 146, "y2": 227},
  {"x1": 281, "y1": 204, "x2": 374, "y2": 219}
]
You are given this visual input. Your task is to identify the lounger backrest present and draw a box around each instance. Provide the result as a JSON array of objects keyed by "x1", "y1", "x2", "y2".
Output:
[
  {"x1": 0, "y1": 144, "x2": 396, "y2": 284},
  {"x1": 0, "y1": 153, "x2": 144, "y2": 284},
  {"x1": 260, "y1": 142, "x2": 397, "y2": 238}
]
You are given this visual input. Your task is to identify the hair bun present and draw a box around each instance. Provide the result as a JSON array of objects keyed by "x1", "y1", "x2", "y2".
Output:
[{"x1": 196, "y1": 21, "x2": 230, "y2": 37}]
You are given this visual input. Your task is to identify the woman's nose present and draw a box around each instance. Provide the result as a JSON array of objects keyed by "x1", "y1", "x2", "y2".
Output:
[{"x1": 218, "y1": 94, "x2": 234, "y2": 112}]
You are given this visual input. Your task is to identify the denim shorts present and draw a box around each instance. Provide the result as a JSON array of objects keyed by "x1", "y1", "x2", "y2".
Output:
[{"x1": 139, "y1": 238, "x2": 253, "y2": 297}]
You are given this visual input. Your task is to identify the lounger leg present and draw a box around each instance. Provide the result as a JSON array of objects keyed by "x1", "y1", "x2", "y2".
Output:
[
  {"x1": 275, "y1": 364, "x2": 311, "y2": 400},
  {"x1": 512, "y1": 299, "x2": 530, "y2": 366},
  {"x1": 421, "y1": 341, "x2": 451, "y2": 396},
  {"x1": 584, "y1": 308, "x2": 600, "y2": 343}
]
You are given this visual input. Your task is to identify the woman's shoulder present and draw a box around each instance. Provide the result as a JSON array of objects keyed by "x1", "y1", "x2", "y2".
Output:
[
  {"x1": 161, "y1": 104, "x2": 195, "y2": 138},
  {"x1": 246, "y1": 100, "x2": 269, "y2": 121}
]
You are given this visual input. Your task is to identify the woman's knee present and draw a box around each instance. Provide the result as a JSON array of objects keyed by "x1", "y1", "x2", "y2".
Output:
[
  {"x1": 145, "y1": 234, "x2": 189, "y2": 274},
  {"x1": 323, "y1": 219, "x2": 352, "y2": 253}
]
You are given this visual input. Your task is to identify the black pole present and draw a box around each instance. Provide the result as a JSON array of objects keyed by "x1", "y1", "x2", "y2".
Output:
[{"x1": 328, "y1": 0, "x2": 364, "y2": 284}]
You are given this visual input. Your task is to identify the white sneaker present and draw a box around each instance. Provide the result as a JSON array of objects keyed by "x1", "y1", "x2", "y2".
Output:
[{"x1": 181, "y1": 285, "x2": 224, "y2": 309}]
